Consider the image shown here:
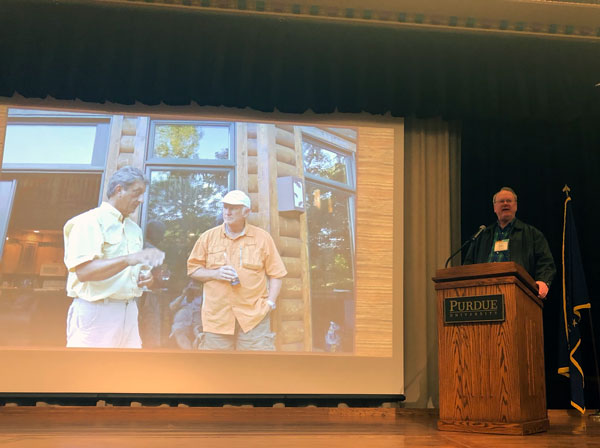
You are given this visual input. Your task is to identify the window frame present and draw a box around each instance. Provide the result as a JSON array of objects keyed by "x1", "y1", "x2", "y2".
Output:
[
  {"x1": 2, "y1": 113, "x2": 111, "y2": 172},
  {"x1": 141, "y1": 119, "x2": 237, "y2": 244},
  {"x1": 145, "y1": 120, "x2": 236, "y2": 167},
  {"x1": 0, "y1": 180, "x2": 17, "y2": 258},
  {"x1": 301, "y1": 136, "x2": 356, "y2": 190},
  {"x1": 301, "y1": 130, "x2": 357, "y2": 251},
  {"x1": 301, "y1": 129, "x2": 358, "y2": 353}
]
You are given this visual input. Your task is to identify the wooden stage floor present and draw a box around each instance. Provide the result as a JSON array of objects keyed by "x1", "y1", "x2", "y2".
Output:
[{"x1": 0, "y1": 406, "x2": 599, "y2": 447}]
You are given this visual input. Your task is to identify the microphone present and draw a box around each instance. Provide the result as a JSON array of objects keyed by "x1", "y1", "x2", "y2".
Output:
[
  {"x1": 471, "y1": 225, "x2": 486, "y2": 241},
  {"x1": 444, "y1": 225, "x2": 486, "y2": 268}
]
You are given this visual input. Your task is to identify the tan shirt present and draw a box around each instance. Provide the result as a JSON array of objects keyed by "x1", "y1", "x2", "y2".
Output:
[
  {"x1": 64, "y1": 202, "x2": 143, "y2": 302},
  {"x1": 187, "y1": 224, "x2": 287, "y2": 334}
]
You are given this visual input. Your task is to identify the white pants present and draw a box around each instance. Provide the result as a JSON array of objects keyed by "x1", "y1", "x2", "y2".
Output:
[{"x1": 66, "y1": 298, "x2": 142, "y2": 348}]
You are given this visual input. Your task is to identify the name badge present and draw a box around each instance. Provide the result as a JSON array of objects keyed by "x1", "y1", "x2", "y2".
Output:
[{"x1": 494, "y1": 239, "x2": 509, "y2": 252}]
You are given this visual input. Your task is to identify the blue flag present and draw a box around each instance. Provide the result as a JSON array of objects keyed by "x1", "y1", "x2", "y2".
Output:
[{"x1": 558, "y1": 194, "x2": 591, "y2": 414}]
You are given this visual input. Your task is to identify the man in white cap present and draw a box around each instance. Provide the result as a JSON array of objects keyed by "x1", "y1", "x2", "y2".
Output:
[{"x1": 187, "y1": 190, "x2": 287, "y2": 350}]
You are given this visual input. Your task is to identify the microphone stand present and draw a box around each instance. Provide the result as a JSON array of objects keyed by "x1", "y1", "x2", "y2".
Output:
[
  {"x1": 444, "y1": 225, "x2": 486, "y2": 268},
  {"x1": 444, "y1": 239, "x2": 473, "y2": 268}
]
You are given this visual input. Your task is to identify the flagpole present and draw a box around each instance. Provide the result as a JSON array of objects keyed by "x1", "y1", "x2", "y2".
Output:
[{"x1": 563, "y1": 186, "x2": 600, "y2": 422}]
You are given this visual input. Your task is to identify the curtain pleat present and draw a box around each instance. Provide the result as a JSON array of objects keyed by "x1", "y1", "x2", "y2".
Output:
[
  {"x1": 403, "y1": 117, "x2": 460, "y2": 407},
  {"x1": 1, "y1": 0, "x2": 599, "y2": 121}
]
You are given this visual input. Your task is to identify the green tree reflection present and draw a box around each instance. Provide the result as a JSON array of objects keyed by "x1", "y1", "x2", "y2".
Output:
[
  {"x1": 305, "y1": 183, "x2": 354, "y2": 293},
  {"x1": 302, "y1": 141, "x2": 348, "y2": 184},
  {"x1": 147, "y1": 170, "x2": 229, "y2": 291},
  {"x1": 153, "y1": 124, "x2": 230, "y2": 160},
  {"x1": 154, "y1": 125, "x2": 203, "y2": 158}
]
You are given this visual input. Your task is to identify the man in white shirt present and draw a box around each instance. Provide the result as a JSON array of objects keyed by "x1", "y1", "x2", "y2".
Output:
[{"x1": 63, "y1": 166, "x2": 164, "y2": 348}]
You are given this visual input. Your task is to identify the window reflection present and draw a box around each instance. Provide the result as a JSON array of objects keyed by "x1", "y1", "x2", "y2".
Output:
[
  {"x1": 306, "y1": 183, "x2": 354, "y2": 293},
  {"x1": 3, "y1": 108, "x2": 110, "y2": 170},
  {"x1": 151, "y1": 124, "x2": 231, "y2": 160},
  {"x1": 5, "y1": 125, "x2": 97, "y2": 165},
  {"x1": 146, "y1": 169, "x2": 230, "y2": 291},
  {"x1": 301, "y1": 128, "x2": 356, "y2": 353},
  {"x1": 302, "y1": 140, "x2": 349, "y2": 184},
  {"x1": 305, "y1": 182, "x2": 355, "y2": 352}
]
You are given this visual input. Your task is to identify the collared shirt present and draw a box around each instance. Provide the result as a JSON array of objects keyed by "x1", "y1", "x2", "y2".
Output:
[
  {"x1": 487, "y1": 219, "x2": 515, "y2": 263},
  {"x1": 64, "y1": 201, "x2": 143, "y2": 302},
  {"x1": 187, "y1": 223, "x2": 287, "y2": 335}
]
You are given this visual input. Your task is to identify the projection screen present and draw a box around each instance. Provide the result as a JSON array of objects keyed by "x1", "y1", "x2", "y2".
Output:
[{"x1": 0, "y1": 99, "x2": 403, "y2": 395}]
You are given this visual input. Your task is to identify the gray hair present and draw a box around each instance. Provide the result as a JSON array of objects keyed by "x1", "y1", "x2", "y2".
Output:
[
  {"x1": 493, "y1": 187, "x2": 518, "y2": 203},
  {"x1": 106, "y1": 166, "x2": 147, "y2": 198}
]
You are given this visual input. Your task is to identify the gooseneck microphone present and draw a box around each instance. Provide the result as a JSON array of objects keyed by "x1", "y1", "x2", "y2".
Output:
[
  {"x1": 470, "y1": 224, "x2": 486, "y2": 241},
  {"x1": 444, "y1": 225, "x2": 486, "y2": 268}
]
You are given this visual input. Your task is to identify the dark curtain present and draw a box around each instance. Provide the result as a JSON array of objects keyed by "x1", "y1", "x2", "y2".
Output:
[
  {"x1": 461, "y1": 118, "x2": 600, "y2": 409},
  {"x1": 1, "y1": 0, "x2": 600, "y2": 122}
]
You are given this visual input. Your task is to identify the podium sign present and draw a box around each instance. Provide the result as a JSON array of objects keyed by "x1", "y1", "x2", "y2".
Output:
[
  {"x1": 434, "y1": 262, "x2": 548, "y2": 435},
  {"x1": 443, "y1": 294, "x2": 505, "y2": 324}
]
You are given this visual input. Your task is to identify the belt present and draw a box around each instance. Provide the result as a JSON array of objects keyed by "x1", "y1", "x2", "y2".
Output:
[
  {"x1": 75, "y1": 297, "x2": 136, "y2": 305},
  {"x1": 102, "y1": 297, "x2": 136, "y2": 305}
]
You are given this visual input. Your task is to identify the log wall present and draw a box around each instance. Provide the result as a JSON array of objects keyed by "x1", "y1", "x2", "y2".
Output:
[{"x1": 102, "y1": 116, "x2": 148, "y2": 221}]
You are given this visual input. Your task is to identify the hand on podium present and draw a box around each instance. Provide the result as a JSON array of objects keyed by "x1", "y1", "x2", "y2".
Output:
[{"x1": 536, "y1": 281, "x2": 549, "y2": 299}]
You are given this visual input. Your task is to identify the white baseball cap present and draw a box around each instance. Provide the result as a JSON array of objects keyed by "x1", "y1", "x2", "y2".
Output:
[{"x1": 221, "y1": 190, "x2": 251, "y2": 208}]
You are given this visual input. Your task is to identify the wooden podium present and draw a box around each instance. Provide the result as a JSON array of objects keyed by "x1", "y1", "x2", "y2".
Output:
[{"x1": 433, "y1": 262, "x2": 548, "y2": 435}]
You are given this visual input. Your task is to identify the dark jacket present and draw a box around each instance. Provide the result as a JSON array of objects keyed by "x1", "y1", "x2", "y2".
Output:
[{"x1": 463, "y1": 218, "x2": 556, "y2": 286}]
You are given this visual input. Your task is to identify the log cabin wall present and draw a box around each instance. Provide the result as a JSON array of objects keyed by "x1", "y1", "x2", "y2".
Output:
[
  {"x1": 239, "y1": 123, "x2": 310, "y2": 351},
  {"x1": 275, "y1": 124, "x2": 310, "y2": 351},
  {"x1": 239, "y1": 123, "x2": 358, "y2": 352},
  {"x1": 102, "y1": 116, "x2": 149, "y2": 221}
]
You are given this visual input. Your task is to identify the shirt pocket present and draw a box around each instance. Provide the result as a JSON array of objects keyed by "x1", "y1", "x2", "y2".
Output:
[
  {"x1": 102, "y1": 225, "x2": 125, "y2": 258},
  {"x1": 125, "y1": 225, "x2": 143, "y2": 252},
  {"x1": 241, "y1": 243, "x2": 263, "y2": 271},
  {"x1": 206, "y1": 246, "x2": 226, "y2": 269}
]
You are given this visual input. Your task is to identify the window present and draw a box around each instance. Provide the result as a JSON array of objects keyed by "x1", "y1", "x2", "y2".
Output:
[
  {"x1": 144, "y1": 169, "x2": 231, "y2": 289},
  {"x1": 147, "y1": 121, "x2": 234, "y2": 163},
  {"x1": 3, "y1": 109, "x2": 110, "y2": 171},
  {"x1": 0, "y1": 108, "x2": 108, "y2": 347},
  {"x1": 305, "y1": 184, "x2": 355, "y2": 293},
  {"x1": 303, "y1": 140, "x2": 352, "y2": 184},
  {"x1": 143, "y1": 121, "x2": 235, "y2": 292},
  {"x1": 301, "y1": 127, "x2": 357, "y2": 352}
]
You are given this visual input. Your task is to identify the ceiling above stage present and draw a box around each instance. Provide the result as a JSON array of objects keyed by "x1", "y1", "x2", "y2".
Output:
[{"x1": 95, "y1": 0, "x2": 600, "y2": 40}]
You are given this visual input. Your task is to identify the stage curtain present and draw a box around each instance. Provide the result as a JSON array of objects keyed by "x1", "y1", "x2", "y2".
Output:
[
  {"x1": 1, "y1": 0, "x2": 599, "y2": 122},
  {"x1": 403, "y1": 117, "x2": 460, "y2": 407}
]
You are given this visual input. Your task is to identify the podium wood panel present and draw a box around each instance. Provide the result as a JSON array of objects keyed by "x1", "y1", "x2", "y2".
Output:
[{"x1": 434, "y1": 262, "x2": 548, "y2": 435}]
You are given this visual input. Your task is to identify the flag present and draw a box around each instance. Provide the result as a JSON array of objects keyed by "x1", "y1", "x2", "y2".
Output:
[{"x1": 558, "y1": 194, "x2": 591, "y2": 414}]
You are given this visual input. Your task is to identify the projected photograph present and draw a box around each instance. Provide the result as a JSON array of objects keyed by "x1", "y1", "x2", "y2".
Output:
[{"x1": 0, "y1": 108, "x2": 358, "y2": 353}]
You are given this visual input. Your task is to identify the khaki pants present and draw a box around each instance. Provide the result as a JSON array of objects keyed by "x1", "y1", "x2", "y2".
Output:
[
  {"x1": 195, "y1": 313, "x2": 275, "y2": 351},
  {"x1": 66, "y1": 298, "x2": 141, "y2": 349}
]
